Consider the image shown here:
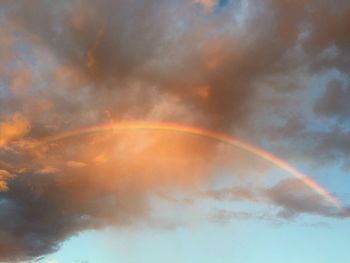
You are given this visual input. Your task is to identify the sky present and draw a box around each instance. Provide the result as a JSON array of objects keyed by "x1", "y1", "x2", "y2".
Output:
[{"x1": 0, "y1": 0, "x2": 350, "y2": 262}]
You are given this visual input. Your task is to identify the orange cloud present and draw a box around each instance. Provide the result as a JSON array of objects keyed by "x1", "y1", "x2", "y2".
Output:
[
  {"x1": 66, "y1": 161, "x2": 88, "y2": 169},
  {"x1": 193, "y1": 85, "x2": 211, "y2": 101},
  {"x1": 0, "y1": 114, "x2": 30, "y2": 147},
  {"x1": 0, "y1": 169, "x2": 15, "y2": 192},
  {"x1": 37, "y1": 166, "x2": 60, "y2": 174},
  {"x1": 194, "y1": 0, "x2": 217, "y2": 10}
]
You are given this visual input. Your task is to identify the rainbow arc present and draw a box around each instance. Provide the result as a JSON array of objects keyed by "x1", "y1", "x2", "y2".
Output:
[{"x1": 38, "y1": 121, "x2": 343, "y2": 210}]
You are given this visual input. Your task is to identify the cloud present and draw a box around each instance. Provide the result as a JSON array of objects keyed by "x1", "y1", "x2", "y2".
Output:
[
  {"x1": 201, "y1": 178, "x2": 348, "y2": 220},
  {"x1": 201, "y1": 186, "x2": 257, "y2": 202},
  {"x1": 0, "y1": 170, "x2": 148, "y2": 261},
  {"x1": 0, "y1": 169, "x2": 15, "y2": 192},
  {"x1": 4, "y1": 0, "x2": 314, "y2": 131},
  {"x1": 194, "y1": 0, "x2": 217, "y2": 10},
  {"x1": 264, "y1": 178, "x2": 345, "y2": 219},
  {"x1": 314, "y1": 80, "x2": 350, "y2": 120},
  {"x1": 0, "y1": 130, "x2": 222, "y2": 261},
  {"x1": 209, "y1": 209, "x2": 254, "y2": 224},
  {"x1": 66, "y1": 161, "x2": 88, "y2": 169},
  {"x1": 306, "y1": 2, "x2": 350, "y2": 52},
  {"x1": 0, "y1": 113, "x2": 30, "y2": 147}
]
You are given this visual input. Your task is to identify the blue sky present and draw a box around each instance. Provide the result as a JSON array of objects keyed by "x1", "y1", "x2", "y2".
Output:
[{"x1": 42, "y1": 216, "x2": 350, "y2": 263}]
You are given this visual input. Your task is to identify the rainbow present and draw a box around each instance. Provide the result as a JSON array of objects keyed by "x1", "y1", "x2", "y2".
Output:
[{"x1": 38, "y1": 121, "x2": 343, "y2": 210}]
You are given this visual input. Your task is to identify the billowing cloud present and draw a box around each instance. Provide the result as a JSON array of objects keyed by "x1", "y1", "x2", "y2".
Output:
[
  {"x1": 3, "y1": 0, "x2": 316, "y2": 130},
  {"x1": 0, "y1": 130, "x2": 222, "y2": 261}
]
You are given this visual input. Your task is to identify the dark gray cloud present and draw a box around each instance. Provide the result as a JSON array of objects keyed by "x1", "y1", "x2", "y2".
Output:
[
  {"x1": 310, "y1": 128, "x2": 350, "y2": 172},
  {"x1": 201, "y1": 178, "x2": 349, "y2": 220},
  {"x1": 305, "y1": 1, "x2": 350, "y2": 72},
  {"x1": 264, "y1": 178, "x2": 346, "y2": 219},
  {"x1": 314, "y1": 80, "x2": 350, "y2": 120},
  {"x1": 0, "y1": 170, "x2": 148, "y2": 261}
]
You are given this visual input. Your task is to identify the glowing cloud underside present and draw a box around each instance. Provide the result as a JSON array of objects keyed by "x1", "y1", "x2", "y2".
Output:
[{"x1": 39, "y1": 121, "x2": 342, "y2": 210}]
